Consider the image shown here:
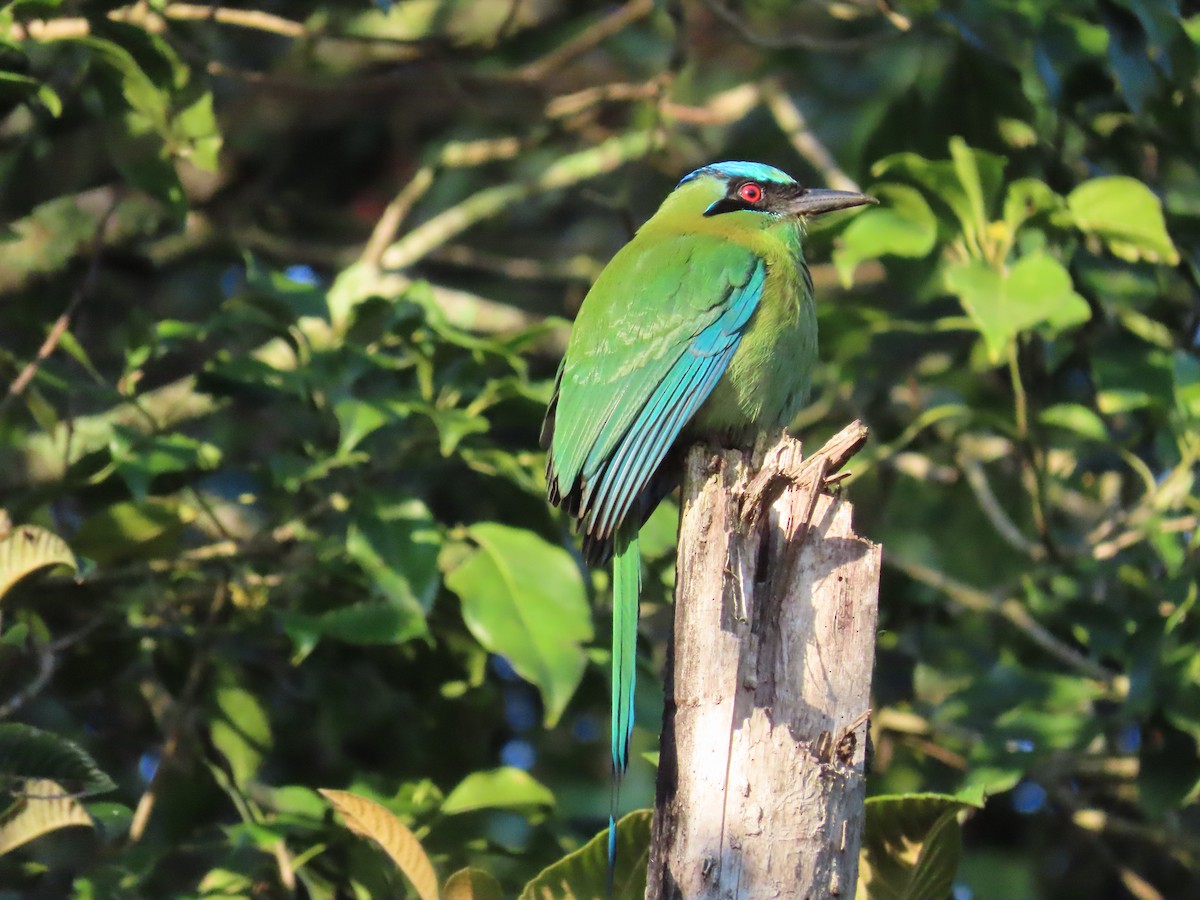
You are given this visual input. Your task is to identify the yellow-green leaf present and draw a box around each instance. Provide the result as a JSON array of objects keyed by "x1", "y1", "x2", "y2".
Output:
[
  {"x1": 519, "y1": 809, "x2": 652, "y2": 900},
  {"x1": 320, "y1": 788, "x2": 439, "y2": 900},
  {"x1": 1067, "y1": 176, "x2": 1179, "y2": 265},
  {"x1": 0, "y1": 525, "x2": 76, "y2": 603},
  {"x1": 441, "y1": 767, "x2": 554, "y2": 815},
  {"x1": 0, "y1": 779, "x2": 93, "y2": 857},
  {"x1": 445, "y1": 523, "x2": 590, "y2": 726},
  {"x1": 444, "y1": 867, "x2": 503, "y2": 900}
]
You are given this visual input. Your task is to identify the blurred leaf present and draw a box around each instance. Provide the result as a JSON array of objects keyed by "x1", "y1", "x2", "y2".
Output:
[
  {"x1": 445, "y1": 867, "x2": 503, "y2": 900},
  {"x1": 279, "y1": 600, "x2": 429, "y2": 662},
  {"x1": 445, "y1": 523, "x2": 591, "y2": 726},
  {"x1": 1002, "y1": 178, "x2": 1062, "y2": 235},
  {"x1": 209, "y1": 677, "x2": 272, "y2": 786},
  {"x1": 1066, "y1": 176, "x2": 1179, "y2": 264},
  {"x1": 71, "y1": 498, "x2": 195, "y2": 566},
  {"x1": 320, "y1": 788, "x2": 439, "y2": 900},
  {"x1": 857, "y1": 793, "x2": 980, "y2": 900},
  {"x1": 945, "y1": 254, "x2": 1091, "y2": 362},
  {"x1": 834, "y1": 184, "x2": 938, "y2": 287},
  {"x1": 346, "y1": 497, "x2": 441, "y2": 612},
  {"x1": 1138, "y1": 721, "x2": 1200, "y2": 816},
  {"x1": 85, "y1": 802, "x2": 133, "y2": 842},
  {"x1": 0, "y1": 71, "x2": 61, "y2": 116},
  {"x1": 109, "y1": 428, "x2": 222, "y2": 501},
  {"x1": 949, "y1": 136, "x2": 1005, "y2": 237},
  {"x1": 518, "y1": 809, "x2": 651, "y2": 900},
  {"x1": 0, "y1": 524, "x2": 75, "y2": 601},
  {"x1": 441, "y1": 767, "x2": 554, "y2": 815},
  {"x1": 0, "y1": 779, "x2": 93, "y2": 857},
  {"x1": 1038, "y1": 403, "x2": 1108, "y2": 441},
  {"x1": 873, "y1": 141, "x2": 1005, "y2": 251},
  {"x1": 0, "y1": 724, "x2": 115, "y2": 795}
]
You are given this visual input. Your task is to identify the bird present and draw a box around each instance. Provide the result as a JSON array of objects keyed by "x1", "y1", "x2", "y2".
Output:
[{"x1": 540, "y1": 160, "x2": 874, "y2": 881}]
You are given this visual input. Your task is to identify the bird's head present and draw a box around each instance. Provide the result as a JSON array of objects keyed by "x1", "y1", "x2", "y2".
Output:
[{"x1": 672, "y1": 161, "x2": 875, "y2": 222}]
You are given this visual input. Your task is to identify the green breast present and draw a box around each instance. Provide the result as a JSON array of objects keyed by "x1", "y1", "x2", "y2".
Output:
[{"x1": 688, "y1": 233, "x2": 817, "y2": 441}]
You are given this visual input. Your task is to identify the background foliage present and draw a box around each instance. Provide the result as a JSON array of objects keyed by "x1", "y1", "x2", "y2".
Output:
[{"x1": 1, "y1": 0, "x2": 1197, "y2": 897}]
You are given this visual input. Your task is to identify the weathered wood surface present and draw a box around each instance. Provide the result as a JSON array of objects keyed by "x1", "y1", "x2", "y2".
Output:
[{"x1": 647, "y1": 423, "x2": 880, "y2": 900}]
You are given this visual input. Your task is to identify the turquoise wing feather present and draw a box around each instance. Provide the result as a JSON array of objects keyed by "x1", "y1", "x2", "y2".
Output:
[{"x1": 545, "y1": 233, "x2": 766, "y2": 547}]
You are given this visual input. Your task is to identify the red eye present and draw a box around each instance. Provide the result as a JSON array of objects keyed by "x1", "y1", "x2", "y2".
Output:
[{"x1": 738, "y1": 182, "x2": 763, "y2": 203}]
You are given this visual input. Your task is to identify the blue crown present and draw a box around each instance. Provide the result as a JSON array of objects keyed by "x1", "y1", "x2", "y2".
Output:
[{"x1": 677, "y1": 161, "x2": 797, "y2": 188}]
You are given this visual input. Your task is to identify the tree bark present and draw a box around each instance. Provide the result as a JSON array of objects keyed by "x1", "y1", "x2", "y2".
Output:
[{"x1": 647, "y1": 423, "x2": 880, "y2": 900}]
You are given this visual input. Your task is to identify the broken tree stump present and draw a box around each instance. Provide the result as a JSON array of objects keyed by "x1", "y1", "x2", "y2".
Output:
[{"x1": 646, "y1": 421, "x2": 881, "y2": 899}]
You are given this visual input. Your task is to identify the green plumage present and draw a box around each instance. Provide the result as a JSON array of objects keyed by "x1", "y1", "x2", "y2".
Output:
[{"x1": 540, "y1": 161, "x2": 873, "y2": 879}]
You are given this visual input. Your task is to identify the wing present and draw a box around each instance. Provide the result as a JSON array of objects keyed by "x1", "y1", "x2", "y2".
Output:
[{"x1": 544, "y1": 232, "x2": 765, "y2": 543}]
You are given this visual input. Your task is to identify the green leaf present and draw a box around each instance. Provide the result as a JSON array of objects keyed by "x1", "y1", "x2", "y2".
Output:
[
  {"x1": 0, "y1": 724, "x2": 115, "y2": 795},
  {"x1": 278, "y1": 600, "x2": 429, "y2": 662},
  {"x1": 0, "y1": 779, "x2": 94, "y2": 856},
  {"x1": 518, "y1": 809, "x2": 652, "y2": 900},
  {"x1": 209, "y1": 676, "x2": 272, "y2": 786},
  {"x1": 109, "y1": 428, "x2": 222, "y2": 501},
  {"x1": 1038, "y1": 403, "x2": 1108, "y2": 441},
  {"x1": 445, "y1": 867, "x2": 504, "y2": 900},
  {"x1": 945, "y1": 254, "x2": 1091, "y2": 363},
  {"x1": 949, "y1": 136, "x2": 1005, "y2": 239},
  {"x1": 0, "y1": 71, "x2": 61, "y2": 116},
  {"x1": 71, "y1": 498, "x2": 195, "y2": 566},
  {"x1": 873, "y1": 140, "x2": 1005, "y2": 254},
  {"x1": 445, "y1": 523, "x2": 591, "y2": 726},
  {"x1": 1002, "y1": 178, "x2": 1062, "y2": 235},
  {"x1": 0, "y1": 525, "x2": 76, "y2": 602},
  {"x1": 1066, "y1": 176, "x2": 1179, "y2": 264},
  {"x1": 833, "y1": 184, "x2": 938, "y2": 287},
  {"x1": 1174, "y1": 350, "x2": 1200, "y2": 422},
  {"x1": 857, "y1": 793, "x2": 980, "y2": 900},
  {"x1": 441, "y1": 767, "x2": 554, "y2": 815},
  {"x1": 346, "y1": 497, "x2": 441, "y2": 613}
]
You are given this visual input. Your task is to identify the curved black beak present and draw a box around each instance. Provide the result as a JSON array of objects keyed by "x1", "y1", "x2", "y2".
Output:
[{"x1": 787, "y1": 188, "x2": 877, "y2": 217}]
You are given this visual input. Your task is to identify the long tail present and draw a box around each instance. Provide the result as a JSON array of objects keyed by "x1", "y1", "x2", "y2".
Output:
[{"x1": 608, "y1": 515, "x2": 641, "y2": 892}]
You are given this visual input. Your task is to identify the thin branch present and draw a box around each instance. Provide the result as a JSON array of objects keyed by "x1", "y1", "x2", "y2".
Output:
[
  {"x1": 702, "y1": 0, "x2": 902, "y2": 53},
  {"x1": 157, "y1": 3, "x2": 305, "y2": 38},
  {"x1": 760, "y1": 81, "x2": 859, "y2": 192},
  {"x1": 360, "y1": 166, "x2": 435, "y2": 268},
  {"x1": 516, "y1": 0, "x2": 654, "y2": 82},
  {"x1": 379, "y1": 130, "x2": 660, "y2": 271},
  {"x1": 0, "y1": 639, "x2": 57, "y2": 719},
  {"x1": 0, "y1": 203, "x2": 114, "y2": 421},
  {"x1": 957, "y1": 453, "x2": 1045, "y2": 560},
  {"x1": 130, "y1": 580, "x2": 228, "y2": 842},
  {"x1": 888, "y1": 555, "x2": 1114, "y2": 684}
]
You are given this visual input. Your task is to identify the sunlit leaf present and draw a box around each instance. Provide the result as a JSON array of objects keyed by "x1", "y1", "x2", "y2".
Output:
[
  {"x1": 1002, "y1": 178, "x2": 1061, "y2": 235},
  {"x1": 1066, "y1": 176, "x2": 1179, "y2": 264},
  {"x1": 0, "y1": 525, "x2": 75, "y2": 602},
  {"x1": 441, "y1": 767, "x2": 554, "y2": 815},
  {"x1": 444, "y1": 867, "x2": 504, "y2": 900},
  {"x1": 518, "y1": 809, "x2": 652, "y2": 900},
  {"x1": 71, "y1": 498, "x2": 195, "y2": 566},
  {"x1": 1038, "y1": 404, "x2": 1108, "y2": 441},
  {"x1": 209, "y1": 677, "x2": 272, "y2": 786},
  {"x1": 320, "y1": 788, "x2": 439, "y2": 900},
  {"x1": 0, "y1": 779, "x2": 93, "y2": 857},
  {"x1": 945, "y1": 254, "x2": 1091, "y2": 362},
  {"x1": 834, "y1": 184, "x2": 938, "y2": 287},
  {"x1": 445, "y1": 523, "x2": 591, "y2": 726},
  {"x1": 346, "y1": 497, "x2": 441, "y2": 612}
]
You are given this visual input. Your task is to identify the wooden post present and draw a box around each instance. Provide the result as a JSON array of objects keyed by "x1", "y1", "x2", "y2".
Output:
[{"x1": 646, "y1": 422, "x2": 880, "y2": 899}]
